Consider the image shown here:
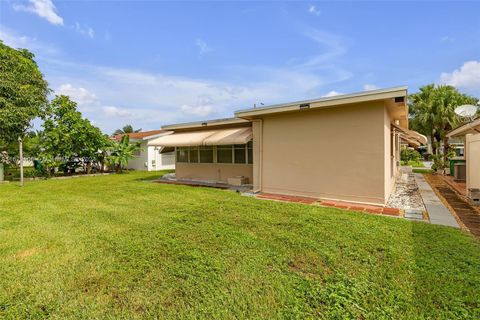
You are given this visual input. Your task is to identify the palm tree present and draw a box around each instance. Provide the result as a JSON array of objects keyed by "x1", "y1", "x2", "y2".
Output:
[
  {"x1": 409, "y1": 84, "x2": 437, "y2": 153},
  {"x1": 107, "y1": 135, "x2": 141, "y2": 173},
  {"x1": 113, "y1": 124, "x2": 142, "y2": 136},
  {"x1": 410, "y1": 84, "x2": 478, "y2": 159}
]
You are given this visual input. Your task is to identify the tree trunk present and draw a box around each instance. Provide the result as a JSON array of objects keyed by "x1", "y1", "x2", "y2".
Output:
[
  {"x1": 443, "y1": 136, "x2": 450, "y2": 163},
  {"x1": 431, "y1": 134, "x2": 436, "y2": 155}
]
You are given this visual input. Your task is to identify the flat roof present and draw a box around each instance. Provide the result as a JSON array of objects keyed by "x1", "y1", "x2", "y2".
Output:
[
  {"x1": 235, "y1": 86, "x2": 408, "y2": 118},
  {"x1": 162, "y1": 117, "x2": 250, "y2": 130}
]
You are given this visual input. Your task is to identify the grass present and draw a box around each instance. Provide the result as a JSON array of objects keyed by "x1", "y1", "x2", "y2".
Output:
[
  {"x1": 413, "y1": 168, "x2": 434, "y2": 174},
  {"x1": 401, "y1": 160, "x2": 425, "y2": 167},
  {"x1": 0, "y1": 171, "x2": 479, "y2": 319}
]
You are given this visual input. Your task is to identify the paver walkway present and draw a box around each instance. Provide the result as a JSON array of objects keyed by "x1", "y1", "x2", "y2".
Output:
[
  {"x1": 424, "y1": 174, "x2": 480, "y2": 237},
  {"x1": 415, "y1": 174, "x2": 459, "y2": 228}
]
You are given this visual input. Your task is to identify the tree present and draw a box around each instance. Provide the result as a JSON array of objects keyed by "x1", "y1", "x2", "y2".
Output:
[
  {"x1": 0, "y1": 42, "x2": 49, "y2": 145},
  {"x1": 113, "y1": 124, "x2": 141, "y2": 136},
  {"x1": 107, "y1": 135, "x2": 141, "y2": 173},
  {"x1": 40, "y1": 95, "x2": 111, "y2": 174},
  {"x1": 409, "y1": 84, "x2": 478, "y2": 159},
  {"x1": 0, "y1": 41, "x2": 49, "y2": 179}
]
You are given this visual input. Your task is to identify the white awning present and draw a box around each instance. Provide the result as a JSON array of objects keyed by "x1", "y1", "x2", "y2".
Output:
[
  {"x1": 203, "y1": 127, "x2": 252, "y2": 145},
  {"x1": 391, "y1": 123, "x2": 428, "y2": 146},
  {"x1": 147, "y1": 127, "x2": 252, "y2": 147}
]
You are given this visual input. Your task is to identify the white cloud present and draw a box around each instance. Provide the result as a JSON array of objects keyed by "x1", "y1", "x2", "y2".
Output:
[
  {"x1": 102, "y1": 106, "x2": 133, "y2": 118},
  {"x1": 440, "y1": 36, "x2": 454, "y2": 42},
  {"x1": 56, "y1": 84, "x2": 98, "y2": 108},
  {"x1": 440, "y1": 61, "x2": 480, "y2": 91},
  {"x1": 0, "y1": 25, "x2": 60, "y2": 54},
  {"x1": 301, "y1": 28, "x2": 348, "y2": 67},
  {"x1": 363, "y1": 84, "x2": 379, "y2": 91},
  {"x1": 73, "y1": 22, "x2": 95, "y2": 38},
  {"x1": 181, "y1": 105, "x2": 215, "y2": 117},
  {"x1": 195, "y1": 38, "x2": 212, "y2": 55},
  {"x1": 322, "y1": 90, "x2": 342, "y2": 97},
  {"x1": 308, "y1": 5, "x2": 321, "y2": 16},
  {"x1": 13, "y1": 0, "x2": 63, "y2": 26}
]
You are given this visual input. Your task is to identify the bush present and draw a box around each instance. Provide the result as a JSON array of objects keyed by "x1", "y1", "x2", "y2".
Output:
[
  {"x1": 5, "y1": 166, "x2": 38, "y2": 180},
  {"x1": 431, "y1": 155, "x2": 445, "y2": 171},
  {"x1": 401, "y1": 148, "x2": 422, "y2": 163}
]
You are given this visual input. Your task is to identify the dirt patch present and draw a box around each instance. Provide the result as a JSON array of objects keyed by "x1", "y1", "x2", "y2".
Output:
[
  {"x1": 14, "y1": 248, "x2": 39, "y2": 260},
  {"x1": 287, "y1": 255, "x2": 330, "y2": 279}
]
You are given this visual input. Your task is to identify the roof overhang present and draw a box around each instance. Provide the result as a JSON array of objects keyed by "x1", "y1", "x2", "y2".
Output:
[
  {"x1": 234, "y1": 87, "x2": 408, "y2": 122},
  {"x1": 447, "y1": 118, "x2": 480, "y2": 138},
  {"x1": 162, "y1": 117, "x2": 250, "y2": 131}
]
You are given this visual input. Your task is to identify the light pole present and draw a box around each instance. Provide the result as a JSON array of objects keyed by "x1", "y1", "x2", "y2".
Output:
[{"x1": 18, "y1": 137, "x2": 24, "y2": 187}]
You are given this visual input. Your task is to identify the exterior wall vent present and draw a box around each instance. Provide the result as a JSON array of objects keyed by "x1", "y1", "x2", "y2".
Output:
[{"x1": 394, "y1": 96, "x2": 405, "y2": 103}]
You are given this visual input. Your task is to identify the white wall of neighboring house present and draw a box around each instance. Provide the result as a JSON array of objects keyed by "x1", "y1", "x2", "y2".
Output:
[{"x1": 126, "y1": 140, "x2": 175, "y2": 171}]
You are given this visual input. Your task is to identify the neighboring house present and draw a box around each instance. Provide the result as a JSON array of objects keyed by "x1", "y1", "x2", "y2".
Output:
[
  {"x1": 148, "y1": 87, "x2": 426, "y2": 206},
  {"x1": 112, "y1": 130, "x2": 175, "y2": 171},
  {"x1": 447, "y1": 117, "x2": 480, "y2": 201}
]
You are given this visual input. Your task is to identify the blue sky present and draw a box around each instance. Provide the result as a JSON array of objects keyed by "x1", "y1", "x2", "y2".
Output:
[{"x1": 1, "y1": 0, "x2": 480, "y2": 134}]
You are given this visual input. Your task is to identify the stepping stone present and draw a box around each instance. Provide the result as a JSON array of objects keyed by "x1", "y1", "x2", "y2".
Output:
[{"x1": 404, "y1": 209, "x2": 424, "y2": 220}]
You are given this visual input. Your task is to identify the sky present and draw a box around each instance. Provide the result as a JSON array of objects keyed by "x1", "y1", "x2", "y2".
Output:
[{"x1": 1, "y1": 0, "x2": 480, "y2": 134}]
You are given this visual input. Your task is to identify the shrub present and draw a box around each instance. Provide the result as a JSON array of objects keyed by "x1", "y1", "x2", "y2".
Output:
[
  {"x1": 431, "y1": 155, "x2": 445, "y2": 171},
  {"x1": 401, "y1": 148, "x2": 422, "y2": 163}
]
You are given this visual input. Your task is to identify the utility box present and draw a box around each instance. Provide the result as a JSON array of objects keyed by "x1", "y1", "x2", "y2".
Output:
[
  {"x1": 469, "y1": 188, "x2": 480, "y2": 205},
  {"x1": 454, "y1": 163, "x2": 466, "y2": 181},
  {"x1": 227, "y1": 176, "x2": 248, "y2": 186}
]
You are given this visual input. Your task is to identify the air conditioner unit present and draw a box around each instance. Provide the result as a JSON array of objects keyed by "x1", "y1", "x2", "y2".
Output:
[{"x1": 454, "y1": 163, "x2": 466, "y2": 181}]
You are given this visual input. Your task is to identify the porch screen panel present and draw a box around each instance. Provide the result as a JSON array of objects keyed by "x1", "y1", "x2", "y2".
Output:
[{"x1": 217, "y1": 145, "x2": 233, "y2": 163}]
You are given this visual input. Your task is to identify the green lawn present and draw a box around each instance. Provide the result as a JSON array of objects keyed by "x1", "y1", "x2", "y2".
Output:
[{"x1": 0, "y1": 171, "x2": 479, "y2": 319}]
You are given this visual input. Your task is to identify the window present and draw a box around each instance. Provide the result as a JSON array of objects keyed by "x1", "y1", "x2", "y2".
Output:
[
  {"x1": 217, "y1": 145, "x2": 233, "y2": 163},
  {"x1": 199, "y1": 146, "x2": 214, "y2": 163},
  {"x1": 247, "y1": 140, "x2": 253, "y2": 164},
  {"x1": 176, "y1": 147, "x2": 189, "y2": 162},
  {"x1": 189, "y1": 146, "x2": 199, "y2": 163},
  {"x1": 234, "y1": 144, "x2": 246, "y2": 164}
]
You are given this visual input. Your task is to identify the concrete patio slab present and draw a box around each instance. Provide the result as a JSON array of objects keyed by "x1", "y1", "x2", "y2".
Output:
[{"x1": 415, "y1": 174, "x2": 459, "y2": 228}]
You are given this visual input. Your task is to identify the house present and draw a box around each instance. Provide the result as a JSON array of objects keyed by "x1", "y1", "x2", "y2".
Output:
[
  {"x1": 447, "y1": 117, "x2": 480, "y2": 202},
  {"x1": 148, "y1": 87, "x2": 426, "y2": 206},
  {"x1": 112, "y1": 130, "x2": 175, "y2": 171}
]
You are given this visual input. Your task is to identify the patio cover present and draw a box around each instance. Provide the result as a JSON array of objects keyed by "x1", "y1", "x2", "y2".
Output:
[
  {"x1": 147, "y1": 127, "x2": 252, "y2": 147},
  {"x1": 391, "y1": 123, "x2": 428, "y2": 146},
  {"x1": 203, "y1": 127, "x2": 252, "y2": 145}
]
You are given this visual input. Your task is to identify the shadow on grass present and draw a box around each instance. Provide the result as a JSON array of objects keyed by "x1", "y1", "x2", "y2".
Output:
[
  {"x1": 134, "y1": 170, "x2": 175, "y2": 182},
  {"x1": 412, "y1": 221, "x2": 480, "y2": 318}
]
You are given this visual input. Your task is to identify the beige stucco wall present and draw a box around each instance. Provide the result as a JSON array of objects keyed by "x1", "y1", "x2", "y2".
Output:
[
  {"x1": 383, "y1": 107, "x2": 399, "y2": 201},
  {"x1": 256, "y1": 101, "x2": 389, "y2": 205},
  {"x1": 175, "y1": 163, "x2": 253, "y2": 184},
  {"x1": 466, "y1": 133, "x2": 480, "y2": 191}
]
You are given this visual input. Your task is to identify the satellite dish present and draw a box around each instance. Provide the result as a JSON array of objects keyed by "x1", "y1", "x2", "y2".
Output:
[{"x1": 455, "y1": 104, "x2": 478, "y2": 119}]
